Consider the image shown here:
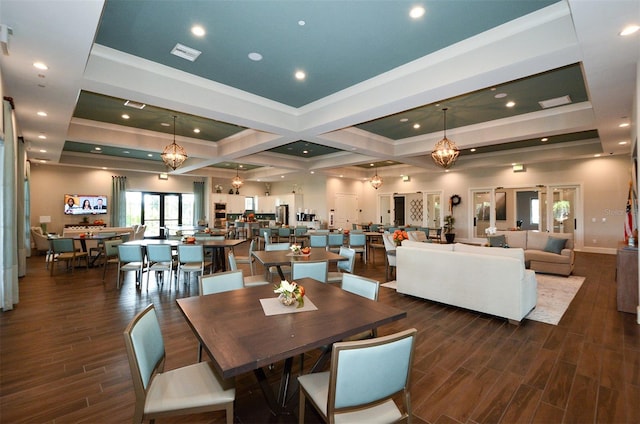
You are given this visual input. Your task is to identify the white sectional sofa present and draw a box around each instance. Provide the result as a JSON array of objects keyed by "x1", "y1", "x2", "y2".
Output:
[{"x1": 396, "y1": 241, "x2": 537, "y2": 324}]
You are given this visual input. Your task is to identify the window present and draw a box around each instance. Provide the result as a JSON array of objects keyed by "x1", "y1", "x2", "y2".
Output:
[
  {"x1": 531, "y1": 198, "x2": 540, "y2": 225},
  {"x1": 125, "y1": 191, "x2": 195, "y2": 238}
]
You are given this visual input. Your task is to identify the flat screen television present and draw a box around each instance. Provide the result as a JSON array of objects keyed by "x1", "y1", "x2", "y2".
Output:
[{"x1": 64, "y1": 194, "x2": 108, "y2": 215}]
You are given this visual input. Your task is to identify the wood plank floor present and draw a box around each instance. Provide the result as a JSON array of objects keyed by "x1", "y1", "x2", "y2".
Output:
[{"x1": 1, "y1": 244, "x2": 639, "y2": 423}]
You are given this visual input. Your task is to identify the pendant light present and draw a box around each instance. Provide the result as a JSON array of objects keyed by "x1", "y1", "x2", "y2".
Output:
[
  {"x1": 431, "y1": 108, "x2": 459, "y2": 169},
  {"x1": 231, "y1": 166, "x2": 243, "y2": 193},
  {"x1": 161, "y1": 115, "x2": 187, "y2": 170},
  {"x1": 370, "y1": 168, "x2": 383, "y2": 190}
]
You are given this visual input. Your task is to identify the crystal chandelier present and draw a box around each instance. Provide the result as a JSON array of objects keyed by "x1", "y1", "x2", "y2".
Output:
[
  {"x1": 370, "y1": 168, "x2": 383, "y2": 190},
  {"x1": 161, "y1": 115, "x2": 187, "y2": 170},
  {"x1": 231, "y1": 166, "x2": 243, "y2": 192},
  {"x1": 431, "y1": 108, "x2": 459, "y2": 169}
]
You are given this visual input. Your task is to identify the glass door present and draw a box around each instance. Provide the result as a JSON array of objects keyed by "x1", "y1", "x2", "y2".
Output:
[
  {"x1": 550, "y1": 186, "x2": 578, "y2": 235},
  {"x1": 472, "y1": 189, "x2": 491, "y2": 239},
  {"x1": 143, "y1": 194, "x2": 161, "y2": 238}
]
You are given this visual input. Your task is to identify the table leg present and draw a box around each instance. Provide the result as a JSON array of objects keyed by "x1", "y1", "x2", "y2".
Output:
[{"x1": 253, "y1": 356, "x2": 293, "y2": 416}]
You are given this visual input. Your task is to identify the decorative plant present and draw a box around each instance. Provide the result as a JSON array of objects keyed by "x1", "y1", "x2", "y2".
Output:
[
  {"x1": 392, "y1": 229, "x2": 409, "y2": 246},
  {"x1": 553, "y1": 200, "x2": 570, "y2": 222},
  {"x1": 274, "y1": 280, "x2": 305, "y2": 308},
  {"x1": 444, "y1": 215, "x2": 455, "y2": 234}
]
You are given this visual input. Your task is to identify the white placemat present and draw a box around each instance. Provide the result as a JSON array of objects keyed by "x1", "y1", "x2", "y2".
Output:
[
  {"x1": 285, "y1": 252, "x2": 311, "y2": 257},
  {"x1": 260, "y1": 297, "x2": 318, "y2": 316}
]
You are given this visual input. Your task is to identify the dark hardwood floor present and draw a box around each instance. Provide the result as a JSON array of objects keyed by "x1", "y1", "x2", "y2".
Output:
[{"x1": 1, "y1": 243, "x2": 639, "y2": 423}]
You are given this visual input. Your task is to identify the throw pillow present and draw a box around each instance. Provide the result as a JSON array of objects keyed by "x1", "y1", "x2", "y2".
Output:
[
  {"x1": 488, "y1": 235, "x2": 506, "y2": 247},
  {"x1": 544, "y1": 236, "x2": 567, "y2": 254}
]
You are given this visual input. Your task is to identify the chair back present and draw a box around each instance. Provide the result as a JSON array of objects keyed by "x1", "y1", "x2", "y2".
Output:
[
  {"x1": 336, "y1": 247, "x2": 356, "y2": 273},
  {"x1": 278, "y1": 227, "x2": 290, "y2": 237},
  {"x1": 104, "y1": 239, "x2": 123, "y2": 258},
  {"x1": 348, "y1": 233, "x2": 366, "y2": 247},
  {"x1": 407, "y1": 230, "x2": 427, "y2": 242},
  {"x1": 123, "y1": 304, "x2": 165, "y2": 408},
  {"x1": 295, "y1": 226, "x2": 307, "y2": 237},
  {"x1": 315, "y1": 229, "x2": 330, "y2": 234},
  {"x1": 51, "y1": 238, "x2": 75, "y2": 254},
  {"x1": 328, "y1": 328, "x2": 417, "y2": 418},
  {"x1": 178, "y1": 244, "x2": 204, "y2": 263},
  {"x1": 265, "y1": 242, "x2": 290, "y2": 251},
  {"x1": 146, "y1": 244, "x2": 172, "y2": 263},
  {"x1": 198, "y1": 270, "x2": 244, "y2": 295},
  {"x1": 309, "y1": 234, "x2": 327, "y2": 248},
  {"x1": 118, "y1": 244, "x2": 144, "y2": 263},
  {"x1": 382, "y1": 233, "x2": 396, "y2": 251},
  {"x1": 328, "y1": 233, "x2": 343, "y2": 248},
  {"x1": 341, "y1": 273, "x2": 379, "y2": 301},
  {"x1": 119, "y1": 233, "x2": 131, "y2": 243},
  {"x1": 369, "y1": 224, "x2": 380, "y2": 232},
  {"x1": 228, "y1": 251, "x2": 239, "y2": 271},
  {"x1": 291, "y1": 260, "x2": 328, "y2": 283},
  {"x1": 31, "y1": 227, "x2": 51, "y2": 251}
]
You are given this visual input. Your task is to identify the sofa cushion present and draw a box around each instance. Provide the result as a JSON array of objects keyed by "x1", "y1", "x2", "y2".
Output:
[
  {"x1": 544, "y1": 236, "x2": 568, "y2": 254},
  {"x1": 526, "y1": 249, "x2": 571, "y2": 264},
  {"x1": 495, "y1": 230, "x2": 527, "y2": 249},
  {"x1": 525, "y1": 231, "x2": 550, "y2": 251},
  {"x1": 454, "y1": 243, "x2": 525, "y2": 264},
  {"x1": 401, "y1": 240, "x2": 454, "y2": 251},
  {"x1": 488, "y1": 235, "x2": 506, "y2": 247}
]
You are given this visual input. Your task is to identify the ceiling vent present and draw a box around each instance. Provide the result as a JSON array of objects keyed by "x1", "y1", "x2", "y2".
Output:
[
  {"x1": 124, "y1": 100, "x2": 146, "y2": 110},
  {"x1": 171, "y1": 43, "x2": 202, "y2": 62},
  {"x1": 539, "y1": 95, "x2": 572, "y2": 109}
]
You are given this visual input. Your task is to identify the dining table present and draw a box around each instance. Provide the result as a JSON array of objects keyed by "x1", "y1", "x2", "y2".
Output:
[
  {"x1": 124, "y1": 238, "x2": 246, "y2": 272},
  {"x1": 57, "y1": 232, "x2": 129, "y2": 266},
  {"x1": 252, "y1": 247, "x2": 345, "y2": 280},
  {"x1": 176, "y1": 277, "x2": 407, "y2": 415}
]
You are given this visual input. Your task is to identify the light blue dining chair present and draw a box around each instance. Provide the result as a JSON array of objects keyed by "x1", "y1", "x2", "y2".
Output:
[
  {"x1": 265, "y1": 242, "x2": 292, "y2": 282},
  {"x1": 228, "y1": 251, "x2": 270, "y2": 287},
  {"x1": 298, "y1": 328, "x2": 417, "y2": 424},
  {"x1": 177, "y1": 244, "x2": 211, "y2": 289},
  {"x1": 327, "y1": 233, "x2": 344, "y2": 253},
  {"x1": 145, "y1": 244, "x2": 175, "y2": 291},
  {"x1": 341, "y1": 273, "x2": 380, "y2": 339},
  {"x1": 123, "y1": 304, "x2": 236, "y2": 424},
  {"x1": 102, "y1": 239, "x2": 123, "y2": 282},
  {"x1": 50, "y1": 238, "x2": 89, "y2": 275},
  {"x1": 309, "y1": 234, "x2": 327, "y2": 248},
  {"x1": 348, "y1": 232, "x2": 367, "y2": 263},
  {"x1": 117, "y1": 244, "x2": 145, "y2": 289},
  {"x1": 291, "y1": 260, "x2": 328, "y2": 283},
  {"x1": 327, "y1": 247, "x2": 356, "y2": 283},
  {"x1": 277, "y1": 227, "x2": 291, "y2": 243}
]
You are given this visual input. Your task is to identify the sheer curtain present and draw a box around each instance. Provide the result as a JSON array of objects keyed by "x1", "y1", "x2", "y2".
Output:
[
  {"x1": 111, "y1": 176, "x2": 127, "y2": 227},
  {"x1": 193, "y1": 181, "x2": 205, "y2": 225},
  {"x1": 1, "y1": 99, "x2": 20, "y2": 311}
]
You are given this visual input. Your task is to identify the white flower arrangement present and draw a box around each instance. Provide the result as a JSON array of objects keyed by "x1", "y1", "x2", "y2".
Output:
[
  {"x1": 485, "y1": 227, "x2": 497, "y2": 236},
  {"x1": 274, "y1": 280, "x2": 305, "y2": 307},
  {"x1": 289, "y1": 244, "x2": 302, "y2": 255}
]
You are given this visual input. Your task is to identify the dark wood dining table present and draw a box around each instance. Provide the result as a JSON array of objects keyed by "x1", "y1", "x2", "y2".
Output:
[
  {"x1": 175, "y1": 278, "x2": 407, "y2": 415},
  {"x1": 252, "y1": 247, "x2": 345, "y2": 280},
  {"x1": 63, "y1": 233, "x2": 129, "y2": 266},
  {"x1": 124, "y1": 238, "x2": 246, "y2": 272}
]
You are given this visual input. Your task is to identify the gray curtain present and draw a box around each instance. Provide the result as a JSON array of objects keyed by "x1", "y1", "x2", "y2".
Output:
[
  {"x1": 1, "y1": 99, "x2": 19, "y2": 311},
  {"x1": 193, "y1": 181, "x2": 205, "y2": 225},
  {"x1": 111, "y1": 176, "x2": 127, "y2": 227}
]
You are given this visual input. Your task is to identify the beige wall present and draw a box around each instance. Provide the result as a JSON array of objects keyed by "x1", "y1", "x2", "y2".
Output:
[{"x1": 30, "y1": 155, "x2": 631, "y2": 252}]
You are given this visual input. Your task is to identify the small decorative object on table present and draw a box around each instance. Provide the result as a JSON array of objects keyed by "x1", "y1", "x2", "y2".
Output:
[
  {"x1": 392, "y1": 229, "x2": 408, "y2": 246},
  {"x1": 274, "y1": 280, "x2": 305, "y2": 308},
  {"x1": 290, "y1": 244, "x2": 302, "y2": 255},
  {"x1": 214, "y1": 184, "x2": 223, "y2": 193}
]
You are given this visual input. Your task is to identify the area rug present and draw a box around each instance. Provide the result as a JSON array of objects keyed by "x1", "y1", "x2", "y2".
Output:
[
  {"x1": 380, "y1": 275, "x2": 585, "y2": 326},
  {"x1": 526, "y1": 274, "x2": 585, "y2": 325}
]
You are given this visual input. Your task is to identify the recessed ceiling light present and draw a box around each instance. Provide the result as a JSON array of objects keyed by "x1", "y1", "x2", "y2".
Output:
[
  {"x1": 339, "y1": 175, "x2": 343, "y2": 178},
  {"x1": 39, "y1": 149, "x2": 46, "y2": 153},
  {"x1": 400, "y1": 118, "x2": 409, "y2": 122},
  {"x1": 248, "y1": 52, "x2": 263, "y2": 61},
  {"x1": 541, "y1": 137, "x2": 549, "y2": 142},
  {"x1": 94, "y1": 147, "x2": 101, "y2": 151},
  {"x1": 101, "y1": 167, "x2": 108, "y2": 170},
  {"x1": 506, "y1": 101, "x2": 516, "y2": 108},
  {"x1": 494, "y1": 93, "x2": 507, "y2": 99},
  {"x1": 619, "y1": 122, "x2": 630, "y2": 128},
  {"x1": 594, "y1": 154, "x2": 601, "y2": 157},
  {"x1": 37, "y1": 111, "x2": 47, "y2": 117},
  {"x1": 191, "y1": 25, "x2": 206, "y2": 37},
  {"x1": 413, "y1": 123, "x2": 420, "y2": 129},
  {"x1": 409, "y1": 6, "x2": 425, "y2": 19},
  {"x1": 370, "y1": 163, "x2": 374, "y2": 167},
  {"x1": 298, "y1": 20, "x2": 306, "y2": 26},
  {"x1": 123, "y1": 150, "x2": 130, "y2": 154},
  {"x1": 161, "y1": 122, "x2": 170, "y2": 127},
  {"x1": 147, "y1": 153, "x2": 153, "y2": 157},
  {"x1": 122, "y1": 114, "x2": 130, "y2": 119},
  {"x1": 281, "y1": 176, "x2": 285, "y2": 178},
  {"x1": 295, "y1": 70, "x2": 306, "y2": 80},
  {"x1": 193, "y1": 128, "x2": 200, "y2": 133},
  {"x1": 302, "y1": 150, "x2": 309, "y2": 154},
  {"x1": 38, "y1": 134, "x2": 46, "y2": 139},
  {"x1": 40, "y1": 159, "x2": 47, "y2": 163},
  {"x1": 620, "y1": 25, "x2": 640, "y2": 36},
  {"x1": 33, "y1": 62, "x2": 48, "y2": 70},
  {"x1": 619, "y1": 141, "x2": 628, "y2": 145},
  {"x1": 310, "y1": 171, "x2": 315, "y2": 174},
  {"x1": 470, "y1": 148, "x2": 476, "y2": 152}
]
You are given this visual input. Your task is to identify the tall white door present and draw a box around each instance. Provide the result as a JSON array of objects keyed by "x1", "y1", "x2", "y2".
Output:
[{"x1": 334, "y1": 194, "x2": 358, "y2": 229}]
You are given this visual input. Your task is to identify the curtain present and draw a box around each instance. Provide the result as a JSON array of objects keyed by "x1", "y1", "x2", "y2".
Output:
[
  {"x1": 24, "y1": 161, "x2": 31, "y2": 258},
  {"x1": 111, "y1": 176, "x2": 127, "y2": 227},
  {"x1": 193, "y1": 180, "x2": 205, "y2": 225},
  {"x1": 1, "y1": 99, "x2": 20, "y2": 311},
  {"x1": 17, "y1": 137, "x2": 26, "y2": 276}
]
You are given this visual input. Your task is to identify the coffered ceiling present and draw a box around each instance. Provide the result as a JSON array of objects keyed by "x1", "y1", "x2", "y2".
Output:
[{"x1": 0, "y1": 0, "x2": 638, "y2": 183}]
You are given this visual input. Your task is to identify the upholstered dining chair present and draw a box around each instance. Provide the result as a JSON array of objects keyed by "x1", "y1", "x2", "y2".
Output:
[
  {"x1": 197, "y1": 270, "x2": 245, "y2": 361},
  {"x1": 341, "y1": 273, "x2": 380, "y2": 339},
  {"x1": 145, "y1": 244, "x2": 175, "y2": 291},
  {"x1": 50, "y1": 238, "x2": 89, "y2": 276},
  {"x1": 327, "y1": 233, "x2": 344, "y2": 253},
  {"x1": 233, "y1": 239, "x2": 256, "y2": 275},
  {"x1": 297, "y1": 328, "x2": 417, "y2": 424},
  {"x1": 101, "y1": 239, "x2": 123, "y2": 282},
  {"x1": 309, "y1": 234, "x2": 328, "y2": 248},
  {"x1": 382, "y1": 233, "x2": 397, "y2": 281},
  {"x1": 228, "y1": 252, "x2": 270, "y2": 287},
  {"x1": 264, "y1": 242, "x2": 292, "y2": 282},
  {"x1": 116, "y1": 244, "x2": 145, "y2": 289},
  {"x1": 327, "y1": 247, "x2": 356, "y2": 283},
  {"x1": 123, "y1": 303, "x2": 235, "y2": 424},
  {"x1": 291, "y1": 260, "x2": 328, "y2": 283},
  {"x1": 277, "y1": 227, "x2": 291, "y2": 243},
  {"x1": 177, "y1": 244, "x2": 211, "y2": 289},
  {"x1": 348, "y1": 232, "x2": 367, "y2": 263}
]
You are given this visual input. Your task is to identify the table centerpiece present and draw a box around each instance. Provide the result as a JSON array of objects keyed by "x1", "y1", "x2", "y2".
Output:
[{"x1": 274, "y1": 280, "x2": 305, "y2": 307}]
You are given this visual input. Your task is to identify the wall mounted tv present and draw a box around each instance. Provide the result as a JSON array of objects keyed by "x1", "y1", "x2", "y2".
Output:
[{"x1": 64, "y1": 194, "x2": 108, "y2": 215}]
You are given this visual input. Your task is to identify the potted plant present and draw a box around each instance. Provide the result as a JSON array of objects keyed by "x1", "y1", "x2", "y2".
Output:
[{"x1": 444, "y1": 215, "x2": 456, "y2": 243}]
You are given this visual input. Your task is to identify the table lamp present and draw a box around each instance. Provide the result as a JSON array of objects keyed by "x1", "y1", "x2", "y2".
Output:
[{"x1": 39, "y1": 216, "x2": 51, "y2": 233}]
